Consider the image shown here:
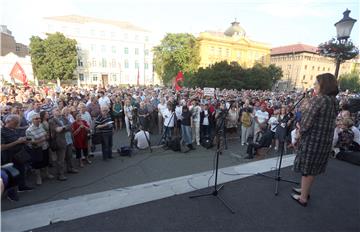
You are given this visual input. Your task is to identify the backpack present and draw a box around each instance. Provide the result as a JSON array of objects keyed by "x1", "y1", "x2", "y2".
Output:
[
  {"x1": 242, "y1": 112, "x2": 251, "y2": 128},
  {"x1": 201, "y1": 136, "x2": 213, "y2": 149}
]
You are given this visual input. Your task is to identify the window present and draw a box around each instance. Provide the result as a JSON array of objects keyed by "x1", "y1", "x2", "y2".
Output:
[
  {"x1": 312, "y1": 66, "x2": 315, "y2": 70},
  {"x1": 304, "y1": 65, "x2": 307, "y2": 70},
  {"x1": 303, "y1": 75, "x2": 306, "y2": 80},
  {"x1": 92, "y1": 58, "x2": 96, "y2": 67},
  {"x1": 111, "y1": 59, "x2": 116, "y2": 68},
  {"x1": 311, "y1": 75, "x2": 314, "y2": 80},
  {"x1": 111, "y1": 74, "x2": 117, "y2": 82},
  {"x1": 78, "y1": 58, "x2": 83, "y2": 67},
  {"x1": 226, "y1": 49, "x2": 230, "y2": 57},
  {"x1": 101, "y1": 45, "x2": 106, "y2": 53},
  {"x1": 135, "y1": 48, "x2": 139, "y2": 55},
  {"x1": 79, "y1": 73, "x2": 84, "y2": 81},
  {"x1": 101, "y1": 58, "x2": 107, "y2": 68},
  {"x1": 218, "y1": 48, "x2": 222, "y2": 56},
  {"x1": 144, "y1": 49, "x2": 149, "y2": 56},
  {"x1": 328, "y1": 67, "x2": 330, "y2": 71},
  {"x1": 210, "y1": 46, "x2": 215, "y2": 55},
  {"x1": 112, "y1": 46, "x2": 116, "y2": 53},
  {"x1": 237, "y1": 51, "x2": 241, "y2": 59},
  {"x1": 135, "y1": 61, "x2": 139, "y2": 69},
  {"x1": 91, "y1": 44, "x2": 96, "y2": 52},
  {"x1": 124, "y1": 47, "x2": 129, "y2": 54},
  {"x1": 144, "y1": 63, "x2": 149, "y2": 69},
  {"x1": 288, "y1": 64, "x2": 292, "y2": 70},
  {"x1": 16, "y1": 46, "x2": 20, "y2": 52},
  {"x1": 125, "y1": 60, "x2": 129, "y2": 69},
  {"x1": 317, "y1": 66, "x2": 320, "y2": 71},
  {"x1": 135, "y1": 34, "x2": 139, "y2": 40},
  {"x1": 322, "y1": 67, "x2": 325, "y2": 71},
  {"x1": 93, "y1": 74, "x2": 98, "y2": 82}
]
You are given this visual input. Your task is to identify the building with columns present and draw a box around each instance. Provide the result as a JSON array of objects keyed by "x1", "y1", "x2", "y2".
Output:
[
  {"x1": 270, "y1": 43, "x2": 356, "y2": 90},
  {"x1": 197, "y1": 21, "x2": 271, "y2": 68},
  {"x1": 43, "y1": 15, "x2": 159, "y2": 86}
]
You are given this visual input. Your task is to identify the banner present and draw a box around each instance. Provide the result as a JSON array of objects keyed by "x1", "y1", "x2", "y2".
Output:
[
  {"x1": 203, "y1": 87, "x2": 215, "y2": 97},
  {"x1": 9, "y1": 62, "x2": 28, "y2": 86},
  {"x1": 175, "y1": 71, "x2": 184, "y2": 91}
]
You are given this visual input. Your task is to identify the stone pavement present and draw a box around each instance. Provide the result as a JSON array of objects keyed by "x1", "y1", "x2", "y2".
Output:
[{"x1": 1, "y1": 129, "x2": 282, "y2": 211}]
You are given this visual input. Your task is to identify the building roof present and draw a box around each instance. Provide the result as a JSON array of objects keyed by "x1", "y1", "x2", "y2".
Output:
[
  {"x1": 271, "y1": 44, "x2": 318, "y2": 55},
  {"x1": 44, "y1": 15, "x2": 150, "y2": 32},
  {"x1": 224, "y1": 21, "x2": 246, "y2": 37}
]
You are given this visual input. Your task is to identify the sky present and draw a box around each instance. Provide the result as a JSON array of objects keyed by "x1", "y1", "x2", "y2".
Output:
[{"x1": 0, "y1": 0, "x2": 359, "y2": 47}]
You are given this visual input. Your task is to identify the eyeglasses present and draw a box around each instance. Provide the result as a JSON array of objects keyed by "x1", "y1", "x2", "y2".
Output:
[{"x1": 33, "y1": 118, "x2": 41, "y2": 120}]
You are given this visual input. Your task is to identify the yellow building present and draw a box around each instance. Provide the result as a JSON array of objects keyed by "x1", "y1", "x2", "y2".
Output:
[
  {"x1": 270, "y1": 44, "x2": 356, "y2": 90},
  {"x1": 197, "y1": 21, "x2": 271, "y2": 68}
]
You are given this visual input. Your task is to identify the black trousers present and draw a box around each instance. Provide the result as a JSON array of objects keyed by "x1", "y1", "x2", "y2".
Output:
[{"x1": 246, "y1": 143, "x2": 262, "y2": 158}]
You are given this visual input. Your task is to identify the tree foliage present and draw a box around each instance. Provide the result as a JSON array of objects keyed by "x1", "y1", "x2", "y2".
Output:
[
  {"x1": 339, "y1": 71, "x2": 360, "y2": 92},
  {"x1": 29, "y1": 32, "x2": 77, "y2": 81},
  {"x1": 153, "y1": 33, "x2": 200, "y2": 85},
  {"x1": 184, "y1": 61, "x2": 282, "y2": 90},
  {"x1": 318, "y1": 38, "x2": 359, "y2": 63}
]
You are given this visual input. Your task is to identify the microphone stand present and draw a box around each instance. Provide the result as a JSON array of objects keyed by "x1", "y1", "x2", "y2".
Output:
[
  {"x1": 189, "y1": 102, "x2": 235, "y2": 214},
  {"x1": 257, "y1": 92, "x2": 309, "y2": 195}
]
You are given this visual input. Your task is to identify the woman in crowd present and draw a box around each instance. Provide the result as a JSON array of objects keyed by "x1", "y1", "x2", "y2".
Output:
[
  {"x1": 124, "y1": 99, "x2": 134, "y2": 137},
  {"x1": 274, "y1": 107, "x2": 287, "y2": 151},
  {"x1": 292, "y1": 73, "x2": 339, "y2": 207},
  {"x1": 112, "y1": 96, "x2": 123, "y2": 131},
  {"x1": 72, "y1": 113, "x2": 91, "y2": 167},
  {"x1": 25, "y1": 113, "x2": 52, "y2": 185}
]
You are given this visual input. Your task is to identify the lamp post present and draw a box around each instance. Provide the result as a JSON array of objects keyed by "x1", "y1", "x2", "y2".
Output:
[{"x1": 334, "y1": 9, "x2": 357, "y2": 79}]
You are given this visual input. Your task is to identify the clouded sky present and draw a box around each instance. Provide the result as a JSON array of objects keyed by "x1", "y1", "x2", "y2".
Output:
[{"x1": 0, "y1": 0, "x2": 359, "y2": 47}]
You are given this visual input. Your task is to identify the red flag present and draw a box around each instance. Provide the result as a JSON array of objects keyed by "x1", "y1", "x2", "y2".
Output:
[
  {"x1": 175, "y1": 71, "x2": 184, "y2": 91},
  {"x1": 10, "y1": 62, "x2": 28, "y2": 86},
  {"x1": 137, "y1": 68, "x2": 140, "y2": 86}
]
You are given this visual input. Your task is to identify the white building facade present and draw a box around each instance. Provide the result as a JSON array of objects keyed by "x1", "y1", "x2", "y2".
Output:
[{"x1": 43, "y1": 15, "x2": 159, "y2": 86}]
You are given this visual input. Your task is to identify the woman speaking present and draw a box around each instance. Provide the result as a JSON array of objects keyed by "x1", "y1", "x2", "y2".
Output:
[{"x1": 292, "y1": 73, "x2": 339, "y2": 207}]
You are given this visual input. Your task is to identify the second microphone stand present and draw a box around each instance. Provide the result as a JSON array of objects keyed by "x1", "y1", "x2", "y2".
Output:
[{"x1": 189, "y1": 101, "x2": 235, "y2": 214}]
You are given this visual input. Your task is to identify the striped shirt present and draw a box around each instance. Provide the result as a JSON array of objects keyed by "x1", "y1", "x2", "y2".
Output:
[
  {"x1": 94, "y1": 114, "x2": 113, "y2": 134},
  {"x1": 26, "y1": 124, "x2": 49, "y2": 150}
]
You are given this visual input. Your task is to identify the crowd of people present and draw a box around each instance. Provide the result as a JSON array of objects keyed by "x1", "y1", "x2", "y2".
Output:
[{"x1": 1, "y1": 79, "x2": 359, "y2": 202}]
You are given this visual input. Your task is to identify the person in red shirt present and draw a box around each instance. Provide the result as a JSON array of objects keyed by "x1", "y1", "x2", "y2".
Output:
[{"x1": 72, "y1": 113, "x2": 91, "y2": 167}]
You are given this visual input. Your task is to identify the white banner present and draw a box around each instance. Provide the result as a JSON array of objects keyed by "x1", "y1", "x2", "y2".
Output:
[{"x1": 203, "y1": 87, "x2": 215, "y2": 96}]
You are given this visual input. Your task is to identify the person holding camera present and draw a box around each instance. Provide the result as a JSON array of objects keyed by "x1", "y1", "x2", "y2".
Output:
[
  {"x1": 134, "y1": 125, "x2": 150, "y2": 150},
  {"x1": 1, "y1": 114, "x2": 34, "y2": 192},
  {"x1": 25, "y1": 113, "x2": 52, "y2": 185}
]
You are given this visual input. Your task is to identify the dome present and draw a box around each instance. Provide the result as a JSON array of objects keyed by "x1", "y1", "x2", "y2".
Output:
[{"x1": 224, "y1": 21, "x2": 246, "y2": 37}]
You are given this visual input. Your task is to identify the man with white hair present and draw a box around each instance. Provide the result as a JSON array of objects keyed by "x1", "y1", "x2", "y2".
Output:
[{"x1": 1, "y1": 114, "x2": 34, "y2": 192}]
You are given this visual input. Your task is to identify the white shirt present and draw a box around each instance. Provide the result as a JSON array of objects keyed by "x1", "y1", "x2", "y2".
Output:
[
  {"x1": 202, "y1": 110, "x2": 209, "y2": 126},
  {"x1": 157, "y1": 103, "x2": 167, "y2": 116},
  {"x1": 190, "y1": 105, "x2": 201, "y2": 123},
  {"x1": 98, "y1": 96, "x2": 111, "y2": 108},
  {"x1": 351, "y1": 126, "x2": 360, "y2": 145},
  {"x1": 255, "y1": 110, "x2": 269, "y2": 124},
  {"x1": 268, "y1": 116, "x2": 278, "y2": 132},
  {"x1": 134, "y1": 130, "x2": 150, "y2": 149},
  {"x1": 175, "y1": 106, "x2": 182, "y2": 120},
  {"x1": 163, "y1": 108, "x2": 175, "y2": 127},
  {"x1": 81, "y1": 111, "x2": 92, "y2": 127}
]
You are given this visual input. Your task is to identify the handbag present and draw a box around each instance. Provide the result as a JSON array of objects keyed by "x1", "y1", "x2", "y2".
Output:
[{"x1": 12, "y1": 147, "x2": 31, "y2": 163}]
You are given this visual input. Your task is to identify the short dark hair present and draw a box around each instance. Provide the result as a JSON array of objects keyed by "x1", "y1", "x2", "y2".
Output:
[{"x1": 316, "y1": 73, "x2": 339, "y2": 96}]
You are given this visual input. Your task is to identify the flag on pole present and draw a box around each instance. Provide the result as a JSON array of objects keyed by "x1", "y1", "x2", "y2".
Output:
[
  {"x1": 137, "y1": 68, "x2": 140, "y2": 86},
  {"x1": 9, "y1": 62, "x2": 28, "y2": 86},
  {"x1": 175, "y1": 71, "x2": 184, "y2": 91}
]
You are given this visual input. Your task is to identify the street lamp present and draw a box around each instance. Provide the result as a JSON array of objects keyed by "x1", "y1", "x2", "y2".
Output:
[
  {"x1": 334, "y1": 9, "x2": 357, "y2": 78},
  {"x1": 318, "y1": 9, "x2": 359, "y2": 80}
]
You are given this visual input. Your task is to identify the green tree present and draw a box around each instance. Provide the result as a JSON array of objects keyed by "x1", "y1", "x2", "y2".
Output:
[
  {"x1": 29, "y1": 32, "x2": 77, "y2": 82},
  {"x1": 153, "y1": 33, "x2": 200, "y2": 85},
  {"x1": 339, "y1": 72, "x2": 360, "y2": 92},
  {"x1": 185, "y1": 61, "x2": 280, "y2": 90}
]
